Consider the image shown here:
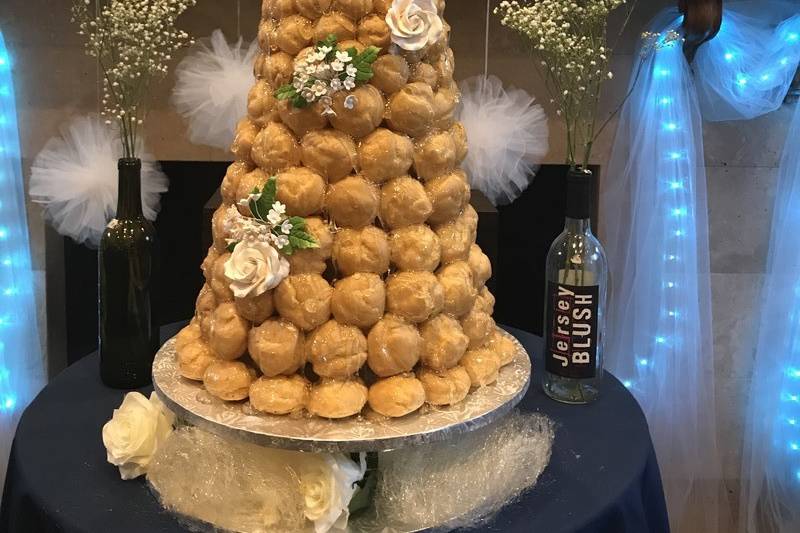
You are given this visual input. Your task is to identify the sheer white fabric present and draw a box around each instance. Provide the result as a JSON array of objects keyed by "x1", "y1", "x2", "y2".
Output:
[
  {"x1": 694, "y1": 2, "x2": 800, "y2": 121},
  {"x1": 739, "y1": 82, "x2": 800, "y2": 533},
  {"x1": 601, "y1": 10, "x2": 723, "y2": 531},
  {"x1": 0, "y1": 32, "x2": 45, "y2": 485},
  {"x1": 171, "y1": 30, "x2": 259, "y2": 150}
]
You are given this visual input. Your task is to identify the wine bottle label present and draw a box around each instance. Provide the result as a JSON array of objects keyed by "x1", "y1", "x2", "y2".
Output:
[{"x1": 545, "y1": 282, "x2": 600, "y2": 379}]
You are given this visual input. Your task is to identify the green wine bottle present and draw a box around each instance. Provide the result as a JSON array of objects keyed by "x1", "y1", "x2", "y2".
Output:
[{"x1": 99, "y1": 158, "x2": 159, "y2": 389}]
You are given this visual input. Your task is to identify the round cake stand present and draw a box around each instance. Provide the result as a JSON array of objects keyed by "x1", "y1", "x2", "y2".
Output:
[{"x1": 152, "y1": 330, "x2": 532, "y2": 453}]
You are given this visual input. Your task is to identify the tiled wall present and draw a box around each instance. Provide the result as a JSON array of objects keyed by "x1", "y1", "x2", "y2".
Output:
[{"x1": 2, "y1": 0, "x2": 792, "y2": 527}]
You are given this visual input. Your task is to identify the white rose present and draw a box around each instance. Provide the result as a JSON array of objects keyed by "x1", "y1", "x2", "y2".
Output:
[
  {"x1": 386, "y1": 0, "x2": 444, "y2": 51},
  {"x1": 224, "y1": 240, "x2": 290, "y2": 298},
  {"x1": 102, "y1": 392, "x2": 175, "y2": 480},
  {"x1": 298, "y1": 453, "x2": 367, "y2": 533}
]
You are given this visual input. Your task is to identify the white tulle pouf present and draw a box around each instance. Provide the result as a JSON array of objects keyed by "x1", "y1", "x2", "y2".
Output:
[
  {"x1": 29, "y1": 115, "x2": 168, "y2": 247},
  {"x1": 457, "y1": 75, "x2": 549, "y2": 206},
  {"x1": 171, "y1": 30, "x2": 259, "y2": 150}
]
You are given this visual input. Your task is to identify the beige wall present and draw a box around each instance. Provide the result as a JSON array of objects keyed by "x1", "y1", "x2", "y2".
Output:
[{"x1": 2, "y1": 0, "x2": 792, "y2": 529}]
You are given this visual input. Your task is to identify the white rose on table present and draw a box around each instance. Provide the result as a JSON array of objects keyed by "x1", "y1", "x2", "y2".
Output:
[
  {"x1": 386, "y1": 0, "x2": 444, "y2": 51},
  {"x1": 224, "y1": 240, "x2": 290, "y2": 298},
  {"x1": 298, "y1": 453, "x2": 367, "y2": 533},
  {"x1": 102, "y1": 392, "x2": 175, "y2": 480}
]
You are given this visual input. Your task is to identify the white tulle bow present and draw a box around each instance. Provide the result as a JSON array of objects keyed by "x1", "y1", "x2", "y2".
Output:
[
  {"x1": 29, "y1": 115, "x2": 168, "y2": 247},
  {"x1": 456, "y1": 75, "x2": 549, "y2": 206},
  {"x1": 172, "y1": 30, "x2": 259, "y2": 150}
]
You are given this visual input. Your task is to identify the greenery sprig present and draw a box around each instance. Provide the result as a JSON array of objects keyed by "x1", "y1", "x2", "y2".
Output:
[
  {"x1": 229, "y1": 177, "x2": 318, "y2": 256},
  {"x1": 276, "y1": 34, "x2": 380, "y2": 113}
]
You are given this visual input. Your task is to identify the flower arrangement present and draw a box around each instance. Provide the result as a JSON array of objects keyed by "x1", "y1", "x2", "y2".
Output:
[
  {"x1": 102, "y1": 391, "x2": 175, "y2": 480},
  {"x1": 276, "y1": 35, "x2": 380, "y2": 116},
  {"x1": 386, "y1": 0, "x2": 444, "y2": 51},
  {"x1": 495, "y1": 0, "x2": 678, "y2": 168},
  {"x1": 71, "y1": 0, "x2": 197, "y2": 158},
  {"x1": 222, "y1": 177, "x2": 319, "y2": 297}
]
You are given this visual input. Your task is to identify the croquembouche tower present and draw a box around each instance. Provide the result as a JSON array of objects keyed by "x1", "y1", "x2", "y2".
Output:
[{"x1": 173, "y1": 0, "x2": 519, "y2": 420}]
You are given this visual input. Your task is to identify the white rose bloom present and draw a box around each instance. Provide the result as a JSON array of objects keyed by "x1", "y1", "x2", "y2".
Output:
[
  {"x1": 224, "y1": 240, "x2": 290, "y2": 298},
  {"x1": 386, "y1": 0, "x2": 443, "y2": 51},
  {"x1": 102, "y1": 392, "x2": 175, "y2": 480},
  {"x1": 298, "y1": 453, "x2": 367, "y2": 533}
]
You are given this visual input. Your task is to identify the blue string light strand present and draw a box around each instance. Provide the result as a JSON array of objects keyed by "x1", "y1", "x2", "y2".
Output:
[{"x1": 0, "y1": 31, "x2": 44, "y2": 425}]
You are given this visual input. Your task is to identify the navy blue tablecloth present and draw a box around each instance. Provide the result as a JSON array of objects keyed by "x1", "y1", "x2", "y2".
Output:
[{"x1": 0, "y1": 325, "x2": 669, "y2": 533}]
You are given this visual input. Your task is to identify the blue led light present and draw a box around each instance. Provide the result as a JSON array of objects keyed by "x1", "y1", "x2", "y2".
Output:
[
  {"x1": 737, "y1": 76, "x2": 749, "y2": 87},
  {"x1": 674, "y1": 230, "x2": 685, "y2": 237},
  {"x1": 666, "y1": 281, "x2": 676, "y2": 288},
  {"x1": 668, "y1": 310, "x2": 680, "y2": 318},
  {"x1": 638, "y1": 358, "x2": 649, "y2": 366},
  {"x1": 658, "y1": 97, "x2": 672, "y2": 106},
  {"x1": 761, "y1": 73, "x2": 771, "y2": 82},
  {"x1": 788, "y1": 368, "x2": 800, "y2": 379},
  {"x1": 724, "y1": 52, "x2": 735, "y2": 61},
  {"x1": 789, "y1": 418, "x2": 798, "y2": 426},
  {"x1": 664, "y1": 122, "x2": 678, "y2": 131},
  {"x1": 783, "y1": 392, "x2": 800, "y2": 403},
  {"x1": 655, "y1": 66, "x2": 670, "y2": 77},
  {"x1": 669, "y1": 180, "x2": 684, "y2": 190},
  {"x1": 0, "y1": 30, "x2": 47, "y2": 418},
  {"x1": 781, "y1": 57, "x2": 790, "y2": 66},
  {"x1": 623, "y1": 380, "x2": 632, "y2": 388},
  {"x1": 796, "y1": 470, "x2": 800, "y2": 482},
  {"x1": 668, "y1": 151, "x2": 682, "y2": 160},
  {"x1": 655, "y1": 336, "x2": 666, "y2": 344},
  {"x1": 672, "y1": 207, "x2": 687, "y2": 217},
  {"x1": 0, "y1": 396, "x2": 15, "y2": 410},
  {"x1": 788, "y1": 32, "x2": 798, "y2": 42},
  {"x1": 791, "y1": 442, "x2": 800, "y2": 451}
]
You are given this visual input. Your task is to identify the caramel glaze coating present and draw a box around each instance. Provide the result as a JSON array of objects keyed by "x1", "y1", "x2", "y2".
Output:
[
  {"x1": 367, "y1": 374, "x2": 426, "y2": 417},
  {"x1": 203, "y1": 360, "x2": 257, "y2": 401}
]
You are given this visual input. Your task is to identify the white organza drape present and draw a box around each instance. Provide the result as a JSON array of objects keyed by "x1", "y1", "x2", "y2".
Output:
[
  {"x1": 740, "y1": 96, "x2": 800, "y2": 533},
  {"x1": 601, "y1": 11, "x2": 722, "y2": 531},
  {"x1": 693, "y1": 2, "x2": 800, "y2": 121},
  {"x1": 603, "y1": 2, "x2": 800, "y2": 531},
  {"x1": 0, "y1": 32, "x2": 45, "y2": 485}
]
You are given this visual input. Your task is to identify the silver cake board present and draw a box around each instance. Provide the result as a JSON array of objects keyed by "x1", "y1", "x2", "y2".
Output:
[{"x1": 152, "y1": 329, "x2": 532, "y2": 453}]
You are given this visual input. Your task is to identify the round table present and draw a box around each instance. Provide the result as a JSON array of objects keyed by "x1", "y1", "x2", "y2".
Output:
[{"x1": 0, "y1": 325, "x2": 669, "y2": 533}]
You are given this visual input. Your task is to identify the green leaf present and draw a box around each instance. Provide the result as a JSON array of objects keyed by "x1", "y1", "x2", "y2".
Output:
[
  {"x1": 251, "y1": 177, "x2": 278, "y2": 222},
  {"x1": 288, "y1": 230, "x2": 318, "y2": 250},
  {"x1": 322, "y1": 34, "x2": 338, "y2": 48},
  {"x1": 286, "y1": 216, "x2": 306, "y2": 231},
  {"x1": 291, "y1": 94, "x2": 310, "y2": 108},
  {"x1": 357, "y1": 46, "x2": 380, "y2": 66},
  {"x1": 355, "y1": 70, "x2": 373, "y2": 82},
  {"x1": 348, "y1": 453, "x2": 379, "y2": 517},
  {"x1": 275, "y1": 84, "x2": 296, "y2": 100},
  {"x1": 226, "y1": 241, "x2": 238, "y2": 253}
]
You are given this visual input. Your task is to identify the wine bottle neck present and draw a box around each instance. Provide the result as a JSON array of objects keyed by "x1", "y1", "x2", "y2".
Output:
[
  {"x1": 564, "y1": 216, "x2": 592, "y2": 234},
  {"x1": 117, "y1": 158, "x2": 143, "y2": 219}
]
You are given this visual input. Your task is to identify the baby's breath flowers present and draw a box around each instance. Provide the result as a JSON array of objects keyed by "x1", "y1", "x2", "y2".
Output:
[
  {"x1": 496, "y1": 0, "x2": 639, "y2": 168},
  {"x1": 72, "y1": 0, "x2": 196, "y2": 158}
]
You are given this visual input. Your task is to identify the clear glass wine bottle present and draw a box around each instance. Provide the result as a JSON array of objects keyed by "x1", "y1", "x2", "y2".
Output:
[{"x1": 542, "y1": 167, "x2": 608, "y2": 404}]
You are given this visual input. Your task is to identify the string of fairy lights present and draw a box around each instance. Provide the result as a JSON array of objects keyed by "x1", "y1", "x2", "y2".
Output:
[
  {"x1": 618, "y1": 13, "x2": 800, "y2": 484},
  {"x1": 0, "y1": 31, "x2": 31, "y2": 413}
]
